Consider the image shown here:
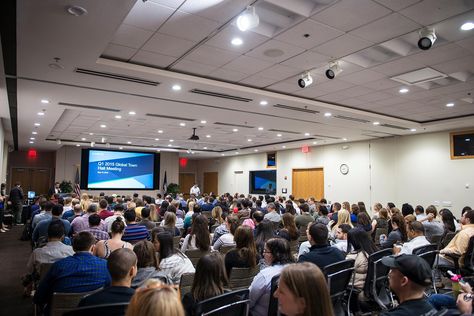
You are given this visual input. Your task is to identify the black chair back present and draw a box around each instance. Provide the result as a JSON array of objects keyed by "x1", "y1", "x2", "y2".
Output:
[
  {"x1": 363, "y1": 248, "x2": 393, "y2": 310},
  {"x1": 267, "y1": 274, "x2": 280, "y2": 316},
  {"x1": 194, "y1": 289, "x2": 249, "y2": 316},
  {"x1": 412, "y1": 243, "x2": 438, "y2": 256},
  {"x1": 439, "y1": 232, "x2": 457, "y2": 249},
  {"x1": 324, "y1": 260, "x2": 355, "y2": 316},
  {"x1": 63, "y1": 303, "x2": 128, "y2": 316},
  {"x1": 462, "y1": 236, "x2": 474, "y2": 273}
]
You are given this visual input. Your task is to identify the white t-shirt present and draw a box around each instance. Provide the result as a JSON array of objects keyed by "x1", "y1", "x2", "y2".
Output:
[{"x1": 190, "y1": 186, "x2": 200, "y2": 196}]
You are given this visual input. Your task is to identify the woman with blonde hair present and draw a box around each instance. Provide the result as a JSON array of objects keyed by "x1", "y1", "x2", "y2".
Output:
[
  {"x1": 331, "y1": 209, "x2": 353, "y2": 236},
  {"x1": 126, "y1": 280, "x2": 184, "y2": 316},
  {"x1": 274, "y1": 262, "x2": 334, "y2": 316},
  {"x1": 79, "y1": 193, "x2": 91, "y2": 212},
  {"x1": 162, "y1": 212, "x2": 180, "y2": 236}
]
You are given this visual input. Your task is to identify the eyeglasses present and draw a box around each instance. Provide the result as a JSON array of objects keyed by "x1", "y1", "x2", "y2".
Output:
[{"x1": 263, "y1": 250, "x2": 271, "y2": 254}]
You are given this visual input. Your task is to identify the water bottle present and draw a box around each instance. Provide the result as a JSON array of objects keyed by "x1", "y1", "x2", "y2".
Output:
[{"x1": 448, "y1": 270, "x2": 463, "y2": 298}]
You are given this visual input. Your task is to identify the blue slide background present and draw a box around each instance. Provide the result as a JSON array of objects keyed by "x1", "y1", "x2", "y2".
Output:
[{"x1": 88, "y1": 150, "x2": 154, "y2": 189}]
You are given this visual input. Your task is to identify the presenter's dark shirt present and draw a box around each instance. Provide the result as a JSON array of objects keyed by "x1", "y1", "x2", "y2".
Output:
[
  {"x1": 9, "y1": 186, "x2": 23, "y2": 203},
  {"x1": 78, "y1": 286, "x2": 135, "y2": 307},
  {"x1": 298, "y1": 244, "x2": 345, "y2": 269}
]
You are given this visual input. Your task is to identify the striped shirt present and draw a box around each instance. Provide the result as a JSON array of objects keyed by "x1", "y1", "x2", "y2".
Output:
[{"x1": 122, "y1": 223, "x2": 150, "y2": 243}]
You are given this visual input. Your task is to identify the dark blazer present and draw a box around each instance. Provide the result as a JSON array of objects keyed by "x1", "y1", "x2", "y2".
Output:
[
  {"x1": 298, "y1": 244, "x2": 345, "y2": 269},
  {"x1": 9, "y1": 186, "x2": 23, "y2": 203}
]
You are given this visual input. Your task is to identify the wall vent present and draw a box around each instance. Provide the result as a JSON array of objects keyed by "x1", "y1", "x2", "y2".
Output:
[
  {"x1": 214, "y1": 122, "x2": 255, "y2": 129},
  {"x1": 189, "y1": 89, "x2": 253, "y2": 102},
  {"x1": 390, "y1": 67, "x2": 447, "y2": 85},
  {"x1": 273, "y1": 103, "x2": 318, "y2": 114},
  {"x1": 312, "y1": 134, "x2": 341, "y2": 139},
  {"x1": 75, "y1": 68, "x2": 160, "y2": 86},
  {"x1": 268, "y1": 128, "x2": 300, "y2": 134},
  {"x1": 334, "y1": 115, "x2": 370, "y2": 123},
  {"x1": 146, "y1": 113, "x2": 195, "y2": 121},
  {"x1": 234, "y1": 171, "x2": 244, "y2": 174},
  {"x1": 380, "y1": 123, "x2": 409, "y2": 130},
  {"x1": 59, "y1": 102, "x2": 120, "y2": 112}
]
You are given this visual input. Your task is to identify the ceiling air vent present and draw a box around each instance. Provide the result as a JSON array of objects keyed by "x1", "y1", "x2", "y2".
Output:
[
  {"x1": 268, "y1": 128, "x2": 300, "y2": 135},
  {"x1": 312, "y1": 134, "x2": 341, "y2": 139},
  {"x1": 390, "y1": 67, "x2": 447, "y2": 85},
  {"x1": 380, "y1": 124, "x2": 409, "y2": 130},
  {"x1": 146, "y1": 113, "x2": 195, "y2": 121},
  {"x1": 273, "y1": 104, "x2": 318, "y2": 114},
  {"x1": 214, "y1": 122, "x2": 254, "y2": 129},
  {"x1": 189, "y1": 89, "x2": 252, "y2": 102},
  {"x1": 59, "y1": 102, "x2": 120, "y2": 112},
  {"x1": 75, "y1": 68, "x2": 160, "y2": 86},
  {"x1": 333, "y1": 115, "x2": 370, "y2": 123}
]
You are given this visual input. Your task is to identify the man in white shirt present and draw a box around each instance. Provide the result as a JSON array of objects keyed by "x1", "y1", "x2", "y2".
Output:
[
  {"x1": 190, "y1": 183, "x2": 200, "y2": 197},
  {"x1": 331, "y1": 223, "x2": 351, "y2": 253},
  {"x1": 393, "y1": 221, "x2": 430, "y2": 255}
]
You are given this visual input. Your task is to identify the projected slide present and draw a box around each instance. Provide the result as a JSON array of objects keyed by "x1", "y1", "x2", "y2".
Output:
[
  {"x1": 250, "y1": 170, "x2": 276, "y2": 195},
  {"x1": 88, "y1": 150, "x2": 155, "y2": 189}
]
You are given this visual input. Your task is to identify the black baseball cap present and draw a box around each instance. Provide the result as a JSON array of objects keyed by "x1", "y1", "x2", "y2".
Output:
[{"x1": 382, "y1": 254, "x2": 432, "y2": 287}]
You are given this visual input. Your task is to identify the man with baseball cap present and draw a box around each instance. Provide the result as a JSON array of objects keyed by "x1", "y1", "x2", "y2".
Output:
[{"x1": 380, "y1": 254, "x2": 437, "y2": 316}]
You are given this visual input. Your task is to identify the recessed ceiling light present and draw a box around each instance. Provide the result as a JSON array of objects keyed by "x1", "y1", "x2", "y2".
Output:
[
  {"x1": 206, "y1": 135, "x2": 211, "y2": 138},
  {"x1": 324, "y1": 112, "x2": 332, "y2": 117},
  {"x1": 119, "y1": 147, "x2": 123, "y2": 150},
  {"x1": 232, "y1": 128, "x2": 238, "y2": 132},
  {"x1": 115, "y1": 115, "x2": 122, "y2": 119},
  {"x1": 258, "y1": 127, "x2": 264, "y2": 131},
  {"x1": 41, "y1": 99, "x2": 50, "y2": 104},
  {"x1": 127, "y1": 141, "x2": 132, "y2": 144},
  {"x1": 30, "y1": 137, "x2": 35, "y2": 140},
  {"x1": 155, "y1": 138, "x2": 159, "y2": 141},
  {"x1": 260, "y1": 100, "x2": 268, "y2": 106},
  {"x1": 32, "y1": 131, "x2": 38, "y2": 135},
  {"x1": 172, "y1": 84, "x2": 182, "y2": 91},
  {"x1": 81, "y1": 138, "x2": 86, "y2": 141},
  {"x1": 168, "y1": 144, "x2": 172, "y2": 147},
  {"x1": 342, "y1": 138, "x2": 347, "y2": 141},
  {"x1": 254, "y1": 149, "x2": 259, "y2": 152},
  {"x1": 410, "y1": 128, "x2": 417, "y2": 132},
  {"x1": 282, "y1": 146, "x2": 286, "y2": 148},
  {"x1": 128, "y1": 111, "x2": 136, "y2": 115},
  {"x1": 235, "y1": 152, "x2": 239, "y2": 155},
  {"x1": 158, "y1": 130, "x2": 163, "y2": 134},
  {"x1": 231, "y1": 37, "x2": 243, "y2": 46},
  {"x1": 203, "y1": 147, "x2": 208, "y2": 150},
  {"x1": 221, "y1": 153, "x2": 225, "y2": 156},
  {"x1": 169, "y1": 139, "x2": 174, "y2": 142},
  {"x1": 313, "y1": 141, "x2": 317, "y2": 145},
  {"x1": 179, "y1": 122, "x2": 186, "y2": 127},
  {"x1": 200, "y1": 120, "x2": 207, "y2": 124},
  {"x1": 76, "y1": 144, "x2": 80, "y2": 147},
  {"x1": 247, "y1": 139, "x2": 252, "y2": 142},
  {"x1": 399, "y1": 88, "x2": 409, "y2": 94},
  {"x1": 89, "y1": 132, "x2": 94, "y2": 135},
  {"x1": 446, "y1": 102, "x2": 455, "y2": 107},
  {"x1": 277, "y1": 134, "x2": 282, "y2": 137},
  {"x1": 67, "y1": 5, "x2": 88, "y2": 16},
  {"x1": 37, "y1": 112, "x2": 45, "y2": 116},
  {"x1": 373, "y1": 121, "x2": 380, "y2": 125},
  {"x1": 100, "y1": 124, "x2": 106, "y2": 128},
  {"x1": 461, "y1": 22, "x2": 474, "y2": 31},
  {"x1": 34, "y1": 123, "x2": 41, "y2": 126},
  {"x1": 29, "y1": 141, "x2": 34, "y2": 144},
  {"x1": 304, "y1": 132, "x2": 310, "y2": 136}
]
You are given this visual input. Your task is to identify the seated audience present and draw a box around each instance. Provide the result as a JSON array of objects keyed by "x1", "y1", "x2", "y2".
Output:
[
  {"x1": 254, "y1": 219, "x2": 275, "y2": 256},
  {"x1": 32, "y1": 201, "x2": 54, "y2": 229},
  {"x1": 381, "y1": 213, "x2": 407, "y2": 249},
  {"x1": 263, "y1": 203, "x2": 281, "y2": 223},
  {"x1": 331, "y1": 223, "x2": 351, "y2": 253},
  {"x1": 298, "y1": 223, "x2": 345, "y2": 269},
  {"x1": 66, "y1": 204, "x2": 83, "y2": 223},
  {"x1": 225, "y1": 226, "x2": 259, "y2": 277},
  {"x1": 162, "y1": 211, "x2": 181, "y2": 236},
  {"x1": 439, "y1": 210, "x2": 474, "y2": 268},
  {"x1": 85, "y1": 214, "x2": 110, "y2": 241},
  {"x1": 249, "y1": 238, "x2": 293, "y2": 316},
  {"x1": 415, "y1": 205, "x2": 426, "y2": 221},
  {"x1": 440, "y1": 208, "x2": 461, "y2": 234},
  {"x1": 181, "y1": 215, "x2": 210, "y2": 252},
  {"x1": 153, "y1": 231, "x2": 195, "y2": 284},
  {"x1": 131, "y1": 240, "x2": 170, "y2": 288},
  {"x1": 71, "y1": 203, "x2": 106, "y2": 234},
  {"x1": 212, "y1": 214, "x2": 238, "y2": 251},
  {"x1": 94, "y1": 217, "x2": 133, "y2": 259},
  {"x1": 380, "y1": 254, "x2": 436, "y2": 315},
  {"x1": 182, "y1": 253, "x2": 228, "y2": 315},
  {"x1": 274, "y1": 262, "x2": 334, "y2": 316},
  {"x1": 98, "y1": 199, "x2": 114, "y2": 220},
  {"x1": 122, "y1": 209, "x2": 150, "y2": 244},
  {"x1": 33, "y1": 232, "x2": 111, "y2": 313},
  {"x1": 105, "y1": 204, "x2": 126, "y2": 232},
  {"x1": 355, "y1": 212, "x2": 372, "y2": 233},
  {"x1": 330, "y1": 209, "x2": 353, "y2": 238},
  {"x1": 32, "y1": 204, "x2": 71, "y2": 245},
  {"x1": 278, "y1": 213, "x2": 299, "y2": 241},
  {"x1": 138, "y1": 207, "x2": 156, "y2": 230},
  {"x1": 79, "y1": 248, "x2": 137, "y2": 306},
  {"x1": 419, "y1": 205, "x2": 444, "y2": 240},
  {"x1": 295, "y1": 203, "x2": 314, "y2": 230},
  {"x1": 126, "y1": 280, "x2": 184, "y2": 316},
  {"x1": 393, "y1": 221, "x2": 430, "y2": 255}
]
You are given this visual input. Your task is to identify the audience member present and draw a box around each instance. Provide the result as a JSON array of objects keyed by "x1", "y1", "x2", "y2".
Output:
[
  {"x1": 278, "y1": 213, "x2": 299, "y2": 241},
  {"x1": 32, "y1": 204, "x2": 71, "y2": 245},
  {"x1": 94, "y1": 217, "x2": 133, "y2": 259},
  {"x1": 71, "y1": 203, "x2": 106, "y2": 234},
  {"x1": 439, "y1": 210, "x2": 474, "y2": 268},
  {"x1": 181, "y1": 214, "x2": 210, "y2": 252},
  {"x1": 212, "y1": 214, "x2": 238, "y2": 251},
  {"x1": 331, "y1": 223, "x2": 351, "y2": 253},
  {"x1": 85, "y1": 214, "x2": 110, "y2": 241},
  {"x1": 225, "y1": 226, "x2": 259, "y2": 277},
  {"x1": 295, "y1": 203, "x2": 314, "y2": 230},
  {"x1": 122, "y1": 209, "x2": 150, "y2": 244},
  {"x1": 131, "y1": 240, "x2": 170, "y2": 288},
  {"x1": 98, "y1": 199, "x2": 113, "y2": 220},
  {"x1": 393, "y1": 221, "x2": 430, "y2": 255},
  {"x1": 104, "y1": 204, "x2": 126, "y2": 232},
  {"x1": 254, "y1": 219, "x2": 275, "y2": 256},
  {"x1": 138, "y1": 207, "x2": 156, "y2": 230},
  {"x1": 381, "y1": 213, "x2": 407, "y2": 249},
  {"x1": 419, "y1": 205, "x2": 444, "y2": 239}
]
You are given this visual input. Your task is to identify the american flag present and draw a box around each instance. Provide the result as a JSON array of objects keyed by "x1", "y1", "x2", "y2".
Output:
[{"x1": 74, "y1": 167, "x2": 81, "y2": 197}]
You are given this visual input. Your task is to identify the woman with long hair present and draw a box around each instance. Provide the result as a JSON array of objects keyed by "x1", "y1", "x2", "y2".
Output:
[
  {"x1": 356, "y1": 212, "x2": 372, "y2": 232},
  {"x1": 254, "y1": 219, "x2": 275, "y2": 256},
  {"x1": 131, "y1": 240, "x2": 170, "y2": 288},
  {"x1": 182, "y1": 253, "x2": 228, "y2": 316},
  {"x1": 249, "y1": 238, "x2": 293, "y2": 316},
  {"x1": 162, "y1": 212, "x2": 180, "y2": 236},
  {"x1": 381, "y1": 213, "x2": 407, "y2": 249},
  {"x1": 274, "y1": 262, "x2": 334, "y2": 316},
  {"x1": 180, "y1": 215, "x2": 210, "y2": 252},
  {"x1": 153, "y1": 231, "x2": 195, "y2": 284},
  {"x1": 212, "y1": 214, "x2": 239, "y2": 251},
  {"x1": 331, "y1": 209, "x2": 353, "y2": 237},
  {"x1": 278, "y1": 213, "x2": 299, "y2": 241},
  {"x1": 440, "y1": 208, "x2": 460, "y2": 234},
  {"x1": 79, "y1": 193, "x2": 91, "y2": 212},
  {"x1": 209, "y1": 206, "x2": 224, "y2": 231},
  {"x1": 225, "y1": 226, "x2": 259, "y2": 277},
  {"x1": 94, "y1": 217, "x2": 133, "y2": 258},
  {"x1": 346, "y1": 228, "x2": 378, "y2": 290}
]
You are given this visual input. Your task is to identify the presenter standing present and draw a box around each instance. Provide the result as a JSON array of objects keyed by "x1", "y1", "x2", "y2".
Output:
[{"x1": 190, "y1": 183, "x2": 201, "y2": 197}]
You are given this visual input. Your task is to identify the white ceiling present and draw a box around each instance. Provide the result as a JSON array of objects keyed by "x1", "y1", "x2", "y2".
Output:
[{"x1": 5, "y1": 0, "x2": 474, "y2": 157}]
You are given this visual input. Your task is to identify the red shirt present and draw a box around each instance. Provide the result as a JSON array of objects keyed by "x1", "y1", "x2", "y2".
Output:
[{"x1": 98, "y1": 209, "x2": 114, "y2": 220}]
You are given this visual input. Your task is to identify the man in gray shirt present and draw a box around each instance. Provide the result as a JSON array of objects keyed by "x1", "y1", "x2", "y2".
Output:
[{"x1": 263, "y1": 203, "x2": 281, "y2": 223}]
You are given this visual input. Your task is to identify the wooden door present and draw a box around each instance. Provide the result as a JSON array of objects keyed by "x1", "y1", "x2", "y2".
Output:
[
  {"x1": 203, "y1": 172, "x2": 218, "y2": 195},
  {"x1": 179, "y1": 173, "x2": 195, "y2": 199},
  {"x1": 292, "y1": 168, "x2": 324, "y2": 200},
  {"x1": 11, "y1": 168, "x2": 51, "y2": 196}
]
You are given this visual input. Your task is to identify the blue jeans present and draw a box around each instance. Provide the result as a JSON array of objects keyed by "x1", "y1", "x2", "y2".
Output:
[{"x1": 428, "y1": 294, "x2": 457, "y2": 310}]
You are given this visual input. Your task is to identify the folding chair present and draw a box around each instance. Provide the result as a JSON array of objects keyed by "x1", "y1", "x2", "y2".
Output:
[
  {"x1": 194, "y1": 289, "x2": 249, "y2": 316},
  {"x1": 324, "y1": 259, "x2": 355, "y2": 316}
]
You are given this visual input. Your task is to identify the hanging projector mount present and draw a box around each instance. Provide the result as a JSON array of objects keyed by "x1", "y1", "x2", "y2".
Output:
[{"x1": 189, "y1": 128, "x2": 199, "y2": 141}]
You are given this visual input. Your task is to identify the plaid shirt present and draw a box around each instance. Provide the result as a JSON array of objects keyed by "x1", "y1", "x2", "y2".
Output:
[
  {"x1": 34, "y1": 252, "x2": 111, "y2": 305},
  {"x1": 85, "y1": 227, "x2": 110, "y2": 241}
]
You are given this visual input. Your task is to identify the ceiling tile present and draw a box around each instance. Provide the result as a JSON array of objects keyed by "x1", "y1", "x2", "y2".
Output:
[
  {"x1": 266, "y1": 80, "x2": 301, "y2": 94},
  {"x1": 339, "y1": 69, "x2": 386, "y2": 84},
  {"x1": 239, "y1": 75, "x2": 280, "y2": 88},
  {"x1": 142, "y1": 33, "x2": 197, "y2": 57},
  {"x1": 257, "y1": 64, "x2": 301, "y2": 80},
  {"x1": 281, "y1": 50, "x2": 329, "y2": 70},
  {"x1": 409, "y1": 43, "x2": 471, "y2": 67},
  {"x1": 102, "y1": 43, "x2": 137, "y2": 61},
  {"x1": 206, "y1": 25, "x2": 270, "y2": 54},
  {"x1": 333, "y1": 85, "x2": 376, "y2": 98},
  {"x1": 245, "y1": 39, "x2": 306, "y2": 63},
  {"x1": 349, "y1": 13, "x2": 421, "y2": 43},
  {"x1": 179, "y1": 0, "x2": 247, "y2": 23},
  {"x1": 362, "y1": 78, "x2": 401, "y2": 90},
  {"x1": 369, "y1": 56, "x2": 425, "y2": 76},
  {"x1": 111, "y1": 24, "x2": 154, "y2": 49},
  {"x1": 372, "y1": 0, "x2": 421, "y2": 11},
  {"x1": 149, "y1": 0, "x2": 185, "y2": 9},
  {"x1": 123, "y1": 1, "x2": 175, "y2": 31},
  {"x1": 357, "y1": 91, "x2": 394, "y2": 102},
  {"x1": 399, "y1": 0, "x2": 474, "y2": 26},
  {"x1": 186, "y1": 45, "x2": 241, "y2": 67},
  {"x1": 275, "y1": 19, "x2": 344, "y2": 49},
  {"x1": 171, "y1": 59, "x2": 218, "y2": 76},
  {"x1": 159, "y1": 10, "x2": 220, "y2": 42},
  {"x1": 433, "y1": 56, "x2": 474, "y2": 74},
  {"x1": 311, "y1": 0, "x2": 392, "y2": 32},
  {"x1": 223, "y1": 55, "x2": 274, "y2": 75},
  {"x1": 130, "y1": 50, "x2": 176, "y2": 68},
  {"x1": 456, "y1": 36, "x2": 474, "y2": 54},
  {"x1": 312, "y1": 33, "x2": 374, "y2": 58},
  {"x1": 208, "y1": 68, "x2": 249, "y2": 82}
]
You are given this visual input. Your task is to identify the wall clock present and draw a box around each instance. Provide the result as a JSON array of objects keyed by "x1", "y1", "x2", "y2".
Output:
[{"x1": 340, "y1": 164, "x2": 349, "y2": 175}]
